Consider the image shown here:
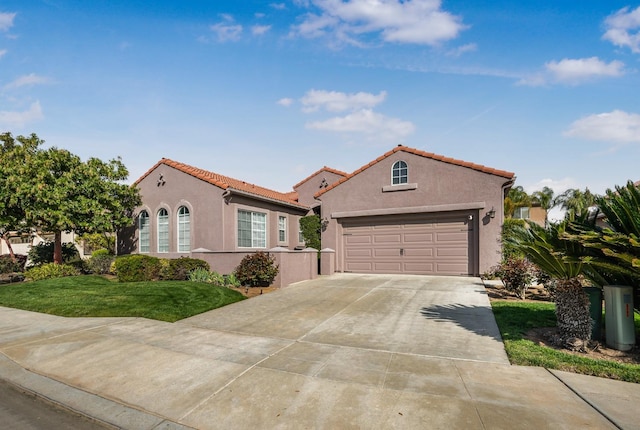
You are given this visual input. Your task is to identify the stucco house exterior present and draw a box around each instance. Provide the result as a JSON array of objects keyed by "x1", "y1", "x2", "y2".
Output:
[
  {"x1": 315, "y1": 146, "x2": 514, "y2": 276},
  {"x1": 123, "y1": 145, "x2": 514, "y2": 281}
]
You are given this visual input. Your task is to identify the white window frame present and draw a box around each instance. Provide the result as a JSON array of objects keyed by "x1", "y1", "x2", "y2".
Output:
[
  {"x1": 392, "y1": 160, "x2": 408, "y2": 185},
  {"x1": 138, "y1": 210, "x2": 150, "y2": 253},
  {"x1": 238, "y1": 209, "x2": 267, "y2": 248},
  {"x1": 513, "y1": 206, "x2": 530, "y2": 219},
  {"x1": 177, "y1": 206, "x2": 190, "y2": 253},
  {"x1": 157, "y1": 208, "x2": 169, "y2": 253},
  {"x1": 278, "y1": 215, "x2": 287, "y2": 243}
]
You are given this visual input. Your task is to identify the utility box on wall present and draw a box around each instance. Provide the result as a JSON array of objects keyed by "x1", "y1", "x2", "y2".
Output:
[{"x1": 604, "y1": 285, "x2": 636, "y2": 352}]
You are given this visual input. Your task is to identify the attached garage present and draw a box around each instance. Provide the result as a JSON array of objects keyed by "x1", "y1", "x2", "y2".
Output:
[{"x1": 341, "y1": 212, "x2": 477, "y2": 276}]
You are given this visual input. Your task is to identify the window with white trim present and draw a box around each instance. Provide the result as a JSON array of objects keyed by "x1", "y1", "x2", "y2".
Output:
[
  {"x1": 238, "y1": 210, "x2": 267, "y2": 248},
  {"x1": 139, "y1": 210, "x2": 150, "y2": 253},
  {"x1": 299, "y1": 220, "x2": 305, "y2": 244},
  {"x1": 278, "y1": 216, "x2": 287, "y2": 242},
  {"x1": 392, "y1": 160, "x2": 408, "y2": 185},
  {"x1": 157, "y1": 208, "x2": 169, "y2": 253},
  {"x1": 177, "y1": 206, "x2": 190, "y2": 252},
  {"x1": 513, "y1": 207, "x2": 530, "y2": 219}
]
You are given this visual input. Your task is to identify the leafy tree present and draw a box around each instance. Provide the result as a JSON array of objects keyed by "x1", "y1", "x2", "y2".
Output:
[
  {"x1": 0, "y1": 133, "x2": 43, "y2": 259},
  {"x1": 22, "y1": 145, "x2": 141, "y2": 264},
  {"x1": 78, "y1": 232, "x2": 116, "y2": 254},
  {"x1": 299, "y1": 214, "x2": 321, "y2": 250},
  {"x1": 531, "y1": 186, "x2": 555, "y2": 225}
]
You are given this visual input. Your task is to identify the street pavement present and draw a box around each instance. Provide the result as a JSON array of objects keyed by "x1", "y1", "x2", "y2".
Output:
[{"x1": 0, "y1": 274, "x2": 638, "y2": 429}]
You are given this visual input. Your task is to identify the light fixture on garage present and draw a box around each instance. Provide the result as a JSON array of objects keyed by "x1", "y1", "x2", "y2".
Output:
[{"x1": 487, "y1": 207, "x2": 496, "y2": 219}]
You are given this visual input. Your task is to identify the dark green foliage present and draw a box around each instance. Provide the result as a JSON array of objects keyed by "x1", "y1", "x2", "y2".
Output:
[
  {"x1": 25, "y1": 263, "x2": 79, "y2": 281},
  {"x1": 160, "y1": 257, "x2": 210, "y2": 281},
  {"x1": 27, "y1": 241, "x2": 79, "y2": 267},
  {"x1": 114, "y1": 254, "x2": 162, "y2": 282},
  {"x1": 500, "y1": 257, "x2": 534, "y2": 300},
  {"x1": 0, "y1": 254, "x2": 27, "y2": 273},
  {"x1": 299, "y1": 215, "x2": 321, "y2": 250},
  {"x1": 88, "y1": 250, "x2": 116, "y2": 275},
  {"x1": 501, "y1": 218, "x2": 526, "y2": 260},
  {"x1": 234, "y1": 252, "x2": 279, "y2": 287}
]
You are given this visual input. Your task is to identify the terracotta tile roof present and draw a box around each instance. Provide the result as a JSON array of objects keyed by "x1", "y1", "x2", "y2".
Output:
[
  {"x1": 135, "y1": 158, "x2": 309, "y2": 209},
  {"x1": 294, "y1": 166, "x2": 349, "y2": 189},
  {"x1": 315, "y1": 145, "x2": 515, "y2": 198}
]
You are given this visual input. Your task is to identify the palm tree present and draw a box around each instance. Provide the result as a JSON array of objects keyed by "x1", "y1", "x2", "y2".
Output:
[
  {"x1": 531, "y1": 186, "x2": 555, "y2": 225},
  {"x1": 504, "y1": 186, "x2": 531, "y2": 218},
  {"x1": 555, "y1": 188, "x2": 597, "y2": 220},
  {"x1": 511, "y1": 221, "x2": 593, "y2": 343}
]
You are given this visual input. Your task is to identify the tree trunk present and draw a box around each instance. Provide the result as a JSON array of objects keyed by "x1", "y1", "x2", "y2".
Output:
[
  {"x1": 1, "y1": 234, "x2": 16, "y2": 261},
  {"x1": 53, "y1": 231, "x2": 63, "y2": 264},
  {"x1": 554, "y1": 278, "x2": 592, "y2": 341}
]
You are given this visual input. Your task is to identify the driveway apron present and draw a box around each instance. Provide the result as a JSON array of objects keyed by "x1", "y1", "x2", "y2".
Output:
[{"x1": 0, "y1": 274, "x2": 624, "y2": 429}]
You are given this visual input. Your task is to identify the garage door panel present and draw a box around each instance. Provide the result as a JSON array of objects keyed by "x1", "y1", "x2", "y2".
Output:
[{"x1": 343, "y1": 212, "x2": 474, "y2": 276}]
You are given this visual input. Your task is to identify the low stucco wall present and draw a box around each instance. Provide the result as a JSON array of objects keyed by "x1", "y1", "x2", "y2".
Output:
[{"x1": 191, "y1": 248, "x2": 318, "y2": 288}]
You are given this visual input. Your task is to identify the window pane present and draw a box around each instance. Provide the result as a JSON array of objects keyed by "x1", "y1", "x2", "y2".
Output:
[
  {"x1": 158, "y1": 208, "x2": 169, "y2": 253},
  {"x1": 252, "y1": 212, "x2": 266, "y2": 248},
  {"x1": 278, "y1": 216, "x2": 286, "y2": 242},
  {"x1": 392, "y1": 161, "x2": 408, "y2": 185},
  {"x1": 139, "y1": 211, "x2": 150, "y2": 253},
  {"x1": 178, "y1": 206, "x2": 190, "y2": 252},
  {"x1": 238, "y1": 210, "x2": 252, "y2": 247}
]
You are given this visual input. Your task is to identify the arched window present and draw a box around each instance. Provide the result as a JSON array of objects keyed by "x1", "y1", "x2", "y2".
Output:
[
  {"x1": 157, "y1": 208, "x2": 169, "y2": 253},
  {"x1": 177, "y1": 206, "x2": 190, "y2": 252},
  {"x1": 392, "y1": 161, "x2": 408, "y2": 185},
  {"x1": 138, "y1": 211, "x2": 150, "y2": 253}
]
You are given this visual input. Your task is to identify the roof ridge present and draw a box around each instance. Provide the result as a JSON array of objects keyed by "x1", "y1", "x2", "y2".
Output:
[
  {"x1": 135, "y1": 158, "x2": 308, "y2": 209},
  {"x1": 293, "y1": 166, "x2": 349, "y2": 189},
  {"x1": 314, "y1": 145, "x2": 515, "y2": 198}
]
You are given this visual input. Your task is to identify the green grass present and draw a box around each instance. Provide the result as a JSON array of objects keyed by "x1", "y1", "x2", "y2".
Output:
[
  {"x1": 0, "y1": 275, "x2": 246, "y2": 322},
  {"x1": 492, "y1": 301, "x2": 640, "y2": 383}
]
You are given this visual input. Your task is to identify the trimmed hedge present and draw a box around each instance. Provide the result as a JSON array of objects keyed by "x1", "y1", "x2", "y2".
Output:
[
  {"x1": 160, "y1": 257, "x2": 210, "y2": 281},
  {"x1": 234, "y1": 252, "x2": 279, "y2": 287},
  {"x1": 26, "y1": 263, "x2": 79, "y2": 281},
  {"x1": 114, "y1": 255, "x2": 162, "y2": 282}
]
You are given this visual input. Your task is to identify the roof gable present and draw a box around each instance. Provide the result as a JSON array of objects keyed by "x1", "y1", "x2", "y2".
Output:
[
  {"x1": 294, "y1": 166, "x2": 348, "y2": 189},
  {"x1": 315, "y1": 145, "x2": 515, "y2": 198},
  {"x1": 135, "y1": 158, "x2": 308, "y2": 209}
]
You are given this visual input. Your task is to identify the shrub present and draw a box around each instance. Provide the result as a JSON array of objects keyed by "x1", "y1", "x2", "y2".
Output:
[
  {"x1": 0, "y1": 254, "x2": 27, "y2": 274},
  {"x1": 480, "y1": 264, "x2": 503, "y2": 281},
  {"x1": 500, "y1": 257, "x2": 534, "y2": 300},
  {"x1": 188, "y1": 267, "x2": 213, "y2": 283},
  {"x1": 225, "y1": 273, "x2": 241, "y2": 288},
  {"x1": 501, "y1": 218, "x2": 526, "y2": 260},
  {"x1": 160, "y1": 257, "x2": 210, "y2": 281},
  {"x1": 88, "y1": 250, "x2": 116, "y2": 275},
  {"x1": 234, "y1": 252, "x2": 279, "y2": 287},
  {"x1": 26, "y1": 263, "x2": 79, "y2": 281},
  {"x1": 114, "y1": 254, "x2": 162, "y2": 282},
  {"x1": 27, "y1": 241, "x2": 79, "y2": 267}
]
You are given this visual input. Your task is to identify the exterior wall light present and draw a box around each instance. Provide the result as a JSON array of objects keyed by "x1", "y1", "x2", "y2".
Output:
[{"x1": 487, "y1": 207, "x2": 496, "y2": 219}]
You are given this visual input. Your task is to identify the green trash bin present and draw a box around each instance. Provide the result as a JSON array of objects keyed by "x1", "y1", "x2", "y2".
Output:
[{"x1": 585, "y1": 287, "x2": 603, "y2": 341}]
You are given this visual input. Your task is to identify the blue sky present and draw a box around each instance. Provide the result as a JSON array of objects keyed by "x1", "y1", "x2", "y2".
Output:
[{"x1": 1, "y1": 1, "x2": 639, "y2": 204}]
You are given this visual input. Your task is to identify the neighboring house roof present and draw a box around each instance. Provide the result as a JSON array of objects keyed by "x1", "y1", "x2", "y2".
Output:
[
  {"x1": 314, "y1": 145, "x2": 516, "y2": 199},
  {"x1": 293, "y1": 166, "x2": 349, "y2": 189},
  {"x1": 135, "y1": 158, "x2": 309, "y2": 210}
]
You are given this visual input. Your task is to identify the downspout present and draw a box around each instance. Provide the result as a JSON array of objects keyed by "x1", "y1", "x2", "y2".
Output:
[{"x1": 501, "y1": 178, "x2": 516, "y2": 225}]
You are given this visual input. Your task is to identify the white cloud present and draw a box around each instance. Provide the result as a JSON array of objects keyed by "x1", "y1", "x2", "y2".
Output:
[
  {"x1": 251, "y1": 24, "x2": 272, "y2": 35},
  {"x1": 0, "y1": 12, "x2": 16, "y2": 32},
  {"x1": 270, "y1": 3, "x2": 287, "y2": 10},
  {"x1": 293, "y1": 0, "x2": 466, "y2": 46},
  {"x1": 603, "y1": 6, "x2": 640, "y2": 53},
  {"x1": 564, "y1": 110, "x2": 640, "y2": 144},
  {"x1": 210, "y1": 16, "x2": 243, "y2": 42},
  {"x1": 301, "y1": 89, "x2": 386, "y2": 112},
  {"x1": 446, "y1": 43, "x2": 477, "y2": 57},
  {"x1": 277, "y1": 97, "x2": 294, "y2": 107},
  {"x1": 0, "y1": 101, "x2": 43, "y2": 127},
  {"x1": 0, "y1": 49, "x2": 6, "y2": 59},
  {"x1": 3, "y1": 73, "x2": 52, "y2": 90},
  {"x1": 518, "y1": 57, "x2": 625, "y2": 86},
  {"x1": 306, "y1": 108, "x2": 415, "y2": 140}
]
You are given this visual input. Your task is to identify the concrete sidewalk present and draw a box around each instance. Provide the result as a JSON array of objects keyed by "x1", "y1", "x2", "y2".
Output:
[{"x1": 0, "y1": 274, "x2": 638, "y2": 429}]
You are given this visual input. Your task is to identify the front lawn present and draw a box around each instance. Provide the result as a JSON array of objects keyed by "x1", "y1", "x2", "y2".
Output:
[
  {"x1": 492, "y1": 300, "x2": 640, "y2": 383},
  {"x1": 0, "y1": 275, "x2": 246, "y2": 322}
]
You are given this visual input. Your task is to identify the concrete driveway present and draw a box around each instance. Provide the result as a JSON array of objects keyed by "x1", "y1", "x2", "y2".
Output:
[{"x1": 0, "y1": 274, "x2": 633, "y2": 429}]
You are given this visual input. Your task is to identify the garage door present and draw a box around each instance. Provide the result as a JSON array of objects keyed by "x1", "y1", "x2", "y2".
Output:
[{"x1": 342, "y1": 212, "x2": 474, "y2": 275}]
